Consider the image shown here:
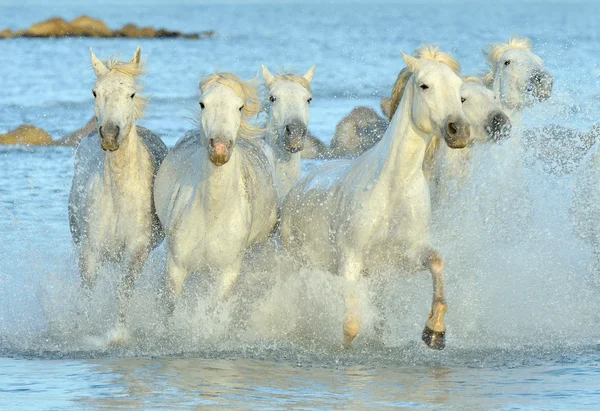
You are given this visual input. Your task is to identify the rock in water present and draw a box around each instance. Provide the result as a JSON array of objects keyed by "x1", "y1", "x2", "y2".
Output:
[
  {"x1": 0, "y1": 125, "x2": 53, "y2": 146},
  {"x1": 70, "y1": 15, "x2": 112, "y2": 37}
]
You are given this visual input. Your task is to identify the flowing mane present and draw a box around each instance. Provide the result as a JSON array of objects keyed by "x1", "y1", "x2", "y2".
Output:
[
  {"x1": 482, "y1": 36, "x2": 532, "y2": 86},
  {"x1": 199, "y1": 72, "x2": 263, "y2": 139},
  {"x1": 100, "y1": 57, "x2": 148, "y2": 119},
  {"x1": 388, "y1": 45, "x2": 460, "y2": 121},
  {"x1": 463, "y1": 76, "x2": 484, "y2": 85}
]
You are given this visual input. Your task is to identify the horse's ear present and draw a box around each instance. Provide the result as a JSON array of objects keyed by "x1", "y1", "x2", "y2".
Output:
[
  {"x1": 132, "y1": 46, "x2": 142, "y2": 66},
  {"x1": 90, "y1": 48, "x2": 108, "y2": 77},
  {"x1": 400, "y1": 50, "x2": 420, "y2": 73},
  {"x1": 261, "y1": 65, "x2": 275, "y2": 86},
  {"x1": 380, "y1": 97, "x2": 392, "y2": 119},
  {"x1": 303, "y1": 64, "x2": 316, "y2": 83}
]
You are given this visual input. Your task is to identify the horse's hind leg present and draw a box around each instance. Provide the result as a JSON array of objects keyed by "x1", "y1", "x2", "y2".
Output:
[
  {"x1": 421, "y1": 249, "x2": 448, "y2": 350},
  {"x1": 340, "y1": 251, "x2": 363, "y2": 348}
]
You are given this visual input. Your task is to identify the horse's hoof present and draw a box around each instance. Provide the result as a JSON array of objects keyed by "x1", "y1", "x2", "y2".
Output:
[
  {"x1": 422, "y1": 326, "x2": 445, "y2": 350},
  {"x1": 342, "y1": 317, "x2": 360, "y2": 349},
  {"x1": 107, "y1": 325, "x2": 130, "y2": 346},
  {"x1": 342, "y1": 331, "x2": 356, "y2": 349}
]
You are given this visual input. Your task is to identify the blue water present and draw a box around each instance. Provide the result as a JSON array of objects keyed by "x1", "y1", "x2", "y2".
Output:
[{"x1": 1, "y1": 1, "x2": 600, "y2": 409}]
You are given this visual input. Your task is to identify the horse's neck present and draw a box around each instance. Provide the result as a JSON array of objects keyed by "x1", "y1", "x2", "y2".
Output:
[
  {"x1": 195, "y1": 148, "x2": 243, "y2": 208},
  {"x1": 265, "y1": 115, "x2": 301, "y2": 199},
  {"x1": 103, "y1": 124, "x2": 150, "y2": 190},
  {"x1": 363, "y1": 87, "x2": 430, "y2": 188}
]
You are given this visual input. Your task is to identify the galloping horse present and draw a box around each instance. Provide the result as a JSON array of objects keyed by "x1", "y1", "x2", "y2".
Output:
[
  {"x1": 280, "y1": 47, "x2": 470, "y2": 349},
  {"x1": 68, "y1": 46, "x2": 167, "y2": 343}
]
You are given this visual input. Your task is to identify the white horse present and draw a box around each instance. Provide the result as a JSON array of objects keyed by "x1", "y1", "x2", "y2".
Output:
[
  {"x1": 280, "y1": 46, "x2": 470, "y2": 349},
  {"x1": 422, "y1": 77, "x2": 512, "y2": 204},
  {"x1": 68, "y1": 46, "x2": 168, "y2": 342},
  {"x1": 261, "y1": 64, "x2": 315, "y2": 200},
  {"x1": 153, "y1": 73, "x2": 278, "y2": 314},
  {"x1": 482, "y1": 36, "x2": 552, "y2": 133}
]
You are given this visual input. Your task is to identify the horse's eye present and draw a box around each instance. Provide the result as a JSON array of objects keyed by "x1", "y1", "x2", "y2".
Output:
[
  {"x1": 130, "y1": 93, "x2": 136, "y2": 99},
  {"x1": 199, "y1": 102, "x2": 205, "y2": 109},
  {"x1": 420, "y1": 84, "x2": 429, "y2": 90},
  {"x1": 92, "y1": 90, "x2": 96, "y2": 98},
  {"x1": 307, "y1": 97, "x2": 312, "y2": 104},
  {"x1": 239, "y1": 105, "x2": 244, "y2": 112},
  {"x1": 461, "y1": 97, "x2": 466, "y2": 103},
  {"x1": 269, "y1": 96, "x2": 276, "y2": 103},
  {"x1": 504, "y1": 60, "x2": 511, "y2": 66}
]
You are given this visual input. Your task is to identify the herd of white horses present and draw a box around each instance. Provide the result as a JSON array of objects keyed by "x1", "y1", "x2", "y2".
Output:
[{"x1": 67, "y1": 35, "x2": 600, "y2": 350}]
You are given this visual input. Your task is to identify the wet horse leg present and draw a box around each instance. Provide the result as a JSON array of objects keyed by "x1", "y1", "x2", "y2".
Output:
[
  {"x1": 79, "y1": 246, "x2": 100, "y2": 291},
  {"x1": 164, "y1": 254, "x2": 189, "y2": 317},
  {"x1": 218, "y1": 259, "x2": 243, "y2": 301},
  {"x1": 421, "y1": 248, "x2": 448, "y2": 350},
  {"x1": 77, "y1": 246, "x2": 100, "y2": 323},
  {"x1": 116, "y1": 246, "x2": 150, "y2": 325},
  {"x1": 340, "y1": 250, "x2": 363, "y2": 348}
]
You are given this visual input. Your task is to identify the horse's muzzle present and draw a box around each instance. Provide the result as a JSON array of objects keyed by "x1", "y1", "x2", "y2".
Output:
[
  {"x1": 486, "y1": 111, "x2": 512, "y2": 142},
  {"x1": 443, "y1": 118, "x2": 470, "y2": 149},
  {"x1": 284, "y1": 119, "x2": 307, "y2": 153},
  {"x1": 208, "y1": 138, "x2": 233, "y2": 166},
  {"x1": 528, "y1": 70, "x2": 553, "y2": 102},
  {"x1": 99, "y1": 124, "x2": 120, "y2": 151}
]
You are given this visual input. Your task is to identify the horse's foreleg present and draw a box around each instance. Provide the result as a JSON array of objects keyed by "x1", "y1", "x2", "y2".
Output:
[
  {"x1": 117, "y1": 246, "x2": 149, "y2": 325},
  {"x1": 218, "y1": 259, "x2": 243, "y2": 301},
  {"x1": 79, "y1": 247, "x2": 100, "y2": 291},
  {"x1": 421, "y1": 249, "x2": 447, "y2": 350},
  {"x1": 164, "y1": 254, "x2": 188, "y2": 317},
  {"x1": 340, "y1": 251, "x2": 363, "y2": 348}
]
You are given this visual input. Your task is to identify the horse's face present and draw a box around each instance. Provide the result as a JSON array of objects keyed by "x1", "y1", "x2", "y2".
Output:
[
  {"x1": 198, "y1": 84, "x2": 244, "y2": 166},
  {"x1": 408, "y1": 59, "x2": 470, "y2": 149},
  {"x1": 461, "y1": 81, "x2": 511, "y2": 143},
  {"x1": 262, "y1": 65, "x2": 315, "y2": 153},
  {"x1": 266, "y1": 80, "x2": 312, "y2": 153},
  {"x1": 92, "y1": 74, "x2": 137, "y2": 151},
  {"x1": 90, "y1": 47, "x2": 141, "y2": 152},
  {"x1": 494, "y1": 49, "x2": 553, "y2": 109}
]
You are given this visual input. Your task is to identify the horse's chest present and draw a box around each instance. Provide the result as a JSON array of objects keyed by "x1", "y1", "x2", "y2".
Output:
[
  {"x1": 88, "y1": 172, "x2": 153, "y2": 253},
  {"x1": 342, "y1": 182, "x2": 431, "y2": 252},
  {"x1": 174, "y1": 194, "x2": 251, "y2": 266}
]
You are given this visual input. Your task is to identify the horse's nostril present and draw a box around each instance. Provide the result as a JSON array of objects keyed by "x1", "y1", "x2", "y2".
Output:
[
  {"x1": 492, "y1": 114, "x2": 504, "y2": 129},
  {"x1": 285, "y1": 125, "x2": 291, "y2": 135},
  {"x1": 228, "y1": 140, "x2": 233, "y2": 148},
  {"x1": 447, "y1": 122, "x2": 458, "y2": 135},
  {"x1": 209, "y1": 138, "x2": 215, "y2": 147},
  {"x1": 98, "y1": 126, "x2": 103, "y2": 137}
]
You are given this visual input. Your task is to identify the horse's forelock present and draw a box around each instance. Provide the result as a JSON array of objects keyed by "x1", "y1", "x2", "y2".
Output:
[
  {"x1": 200, "y1": 73, "x2": 264, "y2": 139},
  {"x1": 98, "y1": 57, "x2": 147, "y2": 119},
  {"x1": 483, "y1": 36, "x2": 533, "y2": 84},
  {"x1": 388, "y1": 45, "x2": 460, "y2": 121}
]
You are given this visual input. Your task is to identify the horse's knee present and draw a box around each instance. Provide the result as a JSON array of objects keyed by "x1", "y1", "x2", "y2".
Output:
[
  {"x1": 166, "y1": 258, "x2": 187, "y2": 297},
  {"x1": 427, "y1": 251, "x2": 444, "y2": 275}
]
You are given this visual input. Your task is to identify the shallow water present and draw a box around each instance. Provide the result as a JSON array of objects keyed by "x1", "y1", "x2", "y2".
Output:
[{"x1": 2, "y1": 0, "x2": 600, "y2": 409}]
